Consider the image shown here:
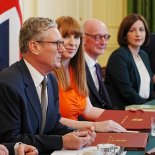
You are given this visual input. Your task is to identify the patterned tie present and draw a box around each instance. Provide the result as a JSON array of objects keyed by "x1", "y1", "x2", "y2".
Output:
[
  {"x1": 40, "y1": 77, "x2": 48, "y2": 133},
  {"x1": 95, "y1": 63, "x2": 112, "y2": 108}
]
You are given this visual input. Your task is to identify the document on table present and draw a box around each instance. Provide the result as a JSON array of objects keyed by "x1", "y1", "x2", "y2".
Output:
[
  {"x1": 51, "y1": 146, "x2": 127, "y2": 155},
  {"x1": 124, "y1": 130, "x2": 139, "y2": 133}
]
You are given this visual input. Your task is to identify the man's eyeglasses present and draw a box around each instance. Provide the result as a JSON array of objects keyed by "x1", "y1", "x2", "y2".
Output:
[
  {"x1": 35, "y1": 40, "x2": 64, "y2": 50},
  {"x1": 84, "y1": 33, "x2": 111, "y2": 41}
]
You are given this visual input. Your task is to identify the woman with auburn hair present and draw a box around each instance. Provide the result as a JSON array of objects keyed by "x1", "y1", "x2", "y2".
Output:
[
  {"x1": 54, "y1": 16, "x2": 126, "y2": 132},
  {"x1": 105, "y1": 14, "x2": 154, "y2": 110}
]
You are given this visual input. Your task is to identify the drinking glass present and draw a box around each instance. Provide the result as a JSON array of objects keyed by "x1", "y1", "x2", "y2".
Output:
[{"x1": 151, "y1": 117, "x2": 155, "y2": 136}]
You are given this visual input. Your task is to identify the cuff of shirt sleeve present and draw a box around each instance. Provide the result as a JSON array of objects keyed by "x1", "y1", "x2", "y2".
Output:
[{"x1": 14, "y1": 142, "x2": 22, "y2": 155}]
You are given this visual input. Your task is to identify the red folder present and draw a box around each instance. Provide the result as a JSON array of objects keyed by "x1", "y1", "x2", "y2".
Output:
[
  {"x1": 91, "y1": 133, "x2": 148, "y2": 150},
  {"x1": 97, "y1": 110, "x2": 155, "y2": 131}
]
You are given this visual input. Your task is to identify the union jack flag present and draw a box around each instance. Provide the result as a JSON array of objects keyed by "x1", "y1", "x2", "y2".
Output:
[{"x1": 0, "y1": 0, "x2": 22, "y2": 70}]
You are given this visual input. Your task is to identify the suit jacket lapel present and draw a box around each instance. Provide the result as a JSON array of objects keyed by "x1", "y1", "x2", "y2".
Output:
[
  {"x1": 139, "y1": 50, "x2": 153, "y2": 78},
  {"x1": 17, "y1": 59, "x2": 42, "y2": 128},
  {"x1": 126, "y1": 47, "x2": 141, "y2": 88},
  {"x1": 44, "y1": 75, "x2": 55, "y2": 131}
]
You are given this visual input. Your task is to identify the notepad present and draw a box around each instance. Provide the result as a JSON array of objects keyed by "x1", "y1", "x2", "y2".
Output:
[
  {"x1": 97, "y1": 110, "x2": 155, "y2": 131},
  {"x1": 91, "y1": 133, "x2": 148, "y2": 151}
]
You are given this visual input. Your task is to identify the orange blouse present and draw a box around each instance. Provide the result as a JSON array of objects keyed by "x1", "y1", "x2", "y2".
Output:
[{"x1": 58, "y1": 69, "x2": 86, "y2": 121}]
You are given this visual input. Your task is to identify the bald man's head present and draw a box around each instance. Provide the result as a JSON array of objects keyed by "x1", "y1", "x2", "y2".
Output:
[
  {"x1": 83, "y1": 18, "x2": 110, "y2": 60},
  {"x1": 83, "y1": 19, "x2": 107, "y2": 34}
]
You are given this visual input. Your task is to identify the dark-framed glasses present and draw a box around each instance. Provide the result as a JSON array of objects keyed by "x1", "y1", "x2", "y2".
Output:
[
  {"x1": 35, "y1": 40, "x2": 64, "y2": 50},
  {"x1": 84, "y1": 33, "x2": 111, "y2": 41}
]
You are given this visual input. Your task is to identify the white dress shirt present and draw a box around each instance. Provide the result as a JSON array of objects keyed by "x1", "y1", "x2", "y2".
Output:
[
  {"x1": 133, "y1": 55, "x2": 150, "y2": 99},
  {"x1": 85, "y1": 52, "x2": 99, "y2": 91}
]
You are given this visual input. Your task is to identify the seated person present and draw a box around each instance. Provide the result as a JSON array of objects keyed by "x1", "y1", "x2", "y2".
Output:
[
  {"x1": 105, "y1": 14, "x2": 154, "y2": 109},
  {"x1": 83, "y1": 18, "x2": 112, "y2": 109},
  {"x1": 54, "y1": 16, "x2": 126, "y2": 133},
  {"x1": 0, "y1": 17, "x2": 95, "y2": 154}
]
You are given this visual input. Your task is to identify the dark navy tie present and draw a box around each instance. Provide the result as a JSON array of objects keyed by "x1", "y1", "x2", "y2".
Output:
[{"x1": 95, "y1": 63, "x2": 112, "y2": 108}]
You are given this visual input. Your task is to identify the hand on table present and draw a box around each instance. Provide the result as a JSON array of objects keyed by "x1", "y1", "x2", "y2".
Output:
[
  {"x1": 95, "y1": 120, "x2": 126, "y2": 132},
  {"x1": 0, "y1": 144, "x2": 8, "y2": 155},
  {"x1": 17, "y1": 144, "x2": 38, "y2": 155},
  {"x1": 62, "y1": 128, "x2": 96, "y2": 150}
]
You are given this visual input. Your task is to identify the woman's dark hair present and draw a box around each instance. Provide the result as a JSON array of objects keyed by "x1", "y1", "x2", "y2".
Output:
[{"x1": 117, "y1": 14, "x2": 150, "y2": 46}]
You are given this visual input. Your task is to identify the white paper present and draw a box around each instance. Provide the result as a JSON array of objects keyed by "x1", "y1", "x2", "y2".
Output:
[
  {"x1": 51, "y1": 146, "x2": 97, "y2": 155},
  {"x1": 124, "y1": 130, "x2": 140, "y2": 133},
  {"x1": 51, "y1": 146, "x2": 127, "y2": 155}
]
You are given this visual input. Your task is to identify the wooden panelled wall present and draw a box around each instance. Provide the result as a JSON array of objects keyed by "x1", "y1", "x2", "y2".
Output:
[
  {"x1": 21, "y1": 0, "x2": 127, "y2": 67},
  {"x1": 92, "y1": 0, "x2": 127, "y2": 66}
]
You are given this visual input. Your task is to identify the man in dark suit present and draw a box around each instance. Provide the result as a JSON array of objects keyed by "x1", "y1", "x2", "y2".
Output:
[
  {"x1": 1, "y1": 143, "x2": 38, "y2": 155},
  {"x1": 0, "y1": 17, "x2": 95, "y2": 154},
  {"x1": 83, "y1": 19, "x2": 112, "y2": 109}
]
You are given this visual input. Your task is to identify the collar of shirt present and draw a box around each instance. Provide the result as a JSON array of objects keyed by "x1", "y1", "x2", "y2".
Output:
[
  {"x1": 24, "y1": 59, "x2": 44, "y2": 87},
  {"x1": 84, "y1": 52, "x2": 97, "y2": 69}
]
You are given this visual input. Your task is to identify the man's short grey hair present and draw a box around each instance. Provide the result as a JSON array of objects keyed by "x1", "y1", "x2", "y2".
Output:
[{"x1": 19, "y1": 17, "x2": 57, "y2": 53}]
